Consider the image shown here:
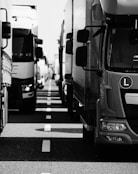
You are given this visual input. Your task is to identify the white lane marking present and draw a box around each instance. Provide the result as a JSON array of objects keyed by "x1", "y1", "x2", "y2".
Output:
[
  {"x1": 8, "y1": 109, "x2": 19, "y2": 112},
  {"x1": 44, "y1": 124, "x2": 51, "y2": 131},
  {"x1": 47, "y1": 93, "x2": 51, "y2": 97},
  {"x1": 42, "y1": 140, "x2": 51, "y2": 152},
  {"x1": 46, "y1": 108, "x2": 52, "y2": 112},
  {"x1": 46, "y1": 115, "x2": 52, "y2": 120},
  {"x1": 37, "y1": 96, "x2": 60, "y2": 100},
  {"x1": 47, "y1": 101, "x2": 51, "y2": 105},
  {"x1": 37, "y1": 99, "x2": 62, "y2": 104},
  {"x1": 36, "y1": 108, "x2": 68, "y2": 112}
]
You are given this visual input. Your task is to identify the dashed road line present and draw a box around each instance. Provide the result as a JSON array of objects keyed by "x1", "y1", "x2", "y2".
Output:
[
  {"x1": 46, "y1": 115, "x2": 52, "y2": 120},
  {"x1": 44, "y1": 124, "x2": 51, "y2": 131},
  {"x1": 42, "y1": 140, "x2": 51, "y2": 152},
  {"x1": 47, "y1": 101, "x2": 51, "y2": 105}
]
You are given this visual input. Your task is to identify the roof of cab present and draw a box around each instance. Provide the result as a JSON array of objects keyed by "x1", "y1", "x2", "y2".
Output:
[{"x1": 100, "y1": 0, "x2": 138, "y2": 15}]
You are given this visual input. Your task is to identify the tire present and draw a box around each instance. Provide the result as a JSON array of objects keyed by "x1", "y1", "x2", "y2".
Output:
[
  {"x1": 19, "y1": 97, "x2": 36, "y2": 113},
  {"x1": 83, "y1": 126, "x2": 95, "y2": 144}
]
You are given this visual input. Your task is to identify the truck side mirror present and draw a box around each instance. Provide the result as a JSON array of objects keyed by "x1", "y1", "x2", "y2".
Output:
[
  {"x1": 2, "y1": 22, "x2": 11, "y2": 39},
  {"x1": 35, "y1": 38, "x2": 43, "y2": 44},
  {"x1": 35, "y1": 47, "x2": 43, "y2": 58},
  {"x1": 66, "y1": 32, "x2": 73, "y2": 39},
  {"x1": 76, "y1": 46, "x2": 87, "y2": 66},
  {"x1": 66, "y1": 39, "x2": 73, "y2": 54},
  {"x1": 77, "y1": 29, "x2": 89, "y2": 43}
]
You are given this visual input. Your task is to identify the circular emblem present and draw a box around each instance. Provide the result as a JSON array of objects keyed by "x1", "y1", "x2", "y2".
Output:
[{"x1": 120, "y1": 76, "x2": 133, "y2": 88}]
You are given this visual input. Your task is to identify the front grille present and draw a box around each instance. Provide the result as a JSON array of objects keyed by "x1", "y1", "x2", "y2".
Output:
[{"x1": 121, "y1": 89, "x2": 138, "y2": 134}]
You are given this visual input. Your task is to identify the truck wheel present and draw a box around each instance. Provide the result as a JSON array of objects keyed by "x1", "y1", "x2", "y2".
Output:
[
  {"x1": 19, "y1": 98, "x2": 35, "y2": 113},
  {"x1": 67, "y1": 85, "x2": 73, "y2": 117},
  {"x1": 28, "y1": 100, "x2": 35, "y2": 113},
  {"x1": 61, "y1": 85, "x2": 67, "y2": 106},
  {"x1": 58, "y1": 80, "x2": 62, "y2": 95},
  {"x1": 83, "y1": 126, "x2": 95, "y2": 144},
  {"x1": 0, "y1": 108, "x2": 3, "y2": 133}
]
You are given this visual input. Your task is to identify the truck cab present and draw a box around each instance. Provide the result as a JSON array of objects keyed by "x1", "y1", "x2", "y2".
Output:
[{"x1": 64, "y1": 0, "x2": 138, "y2": 144}]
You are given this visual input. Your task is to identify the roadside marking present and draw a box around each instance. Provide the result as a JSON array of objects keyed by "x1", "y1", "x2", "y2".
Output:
[
  {"x1": 47, "y1": 92, "x2": 51, "y2": 97},
  {"x1": 36, "y1": 107, "x2": 67, "y2": 112},
  {"x1": 42, "y1": 140, "x2": 51, "y2": 152},
  {"x1": 47, "y1": 97, "x2": 51, "y2": 100},
  {"x1": 8, "y1": 109, "x2": 19, "y2": 112},
  {"x1": 46, "y1": 108, "x2": 52, "y2": 112},
  {"x1": 47, "y1": 101, "x2": 51, "y2": 105},
  {"x1": 44, "y1": 124, "x2": 51, "y2": 131},
  {"x1": 46, "y1": 115, "x2": 52, "y2": 120},
  {"x1": 46, "y1": 108, "x2": 68, "y2": 112}
]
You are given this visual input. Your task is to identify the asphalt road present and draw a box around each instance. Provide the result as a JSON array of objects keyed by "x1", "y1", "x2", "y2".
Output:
[{"x1": 0, "y1": 79, "x2": 138, "y2": 174}]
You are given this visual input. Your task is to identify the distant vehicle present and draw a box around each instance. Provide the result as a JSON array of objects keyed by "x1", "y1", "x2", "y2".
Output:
[
  {"x1": 0, "y1": 0, "x2": 12, "y2": 132},
  {"x1": 8, "y1": 4, "x2": 43, "y2": 112},
  {"x1": 37, "y1": 56, "x2": 48, "y2": 89},
  {"x1": 61, "y1": 0, "x2": 138, "y2": 144}
]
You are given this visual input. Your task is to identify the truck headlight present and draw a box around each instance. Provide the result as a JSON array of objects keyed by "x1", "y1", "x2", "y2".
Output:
[
  {"x1": 22, "y1": 84, "x2": 33, "y2": 92},
  {"x1": 101, "y1": 121, "x2": 127, "y2": 131}
]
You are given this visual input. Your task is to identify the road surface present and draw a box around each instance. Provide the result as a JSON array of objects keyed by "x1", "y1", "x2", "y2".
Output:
[{"x1": 0, "y1": 79, "x2": 137, "y2": 174}]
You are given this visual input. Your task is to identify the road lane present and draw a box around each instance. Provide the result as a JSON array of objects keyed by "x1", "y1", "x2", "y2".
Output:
[
  {"x1": 0, "y1": 79, "x2": 137, "y2": 174},
  {"x1": 0, "y1": 162, "x2": 138, "y2": 174}
]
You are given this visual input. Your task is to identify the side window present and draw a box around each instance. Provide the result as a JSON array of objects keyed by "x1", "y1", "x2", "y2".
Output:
[
  {"x1": 90, "y1": 3, "x2": 104, "y2": 67},
  {"x1": 91, "y1": 3, "x2": 103, "y2": 22}
]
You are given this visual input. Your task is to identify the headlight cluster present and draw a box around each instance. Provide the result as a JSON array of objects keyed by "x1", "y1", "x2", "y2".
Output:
[
  {"x1": 101, "y1": 121, "x2": 127, "y2": 131},
  {"x1": 22, "y1": 84, "x2": 33, "y2": 92}
]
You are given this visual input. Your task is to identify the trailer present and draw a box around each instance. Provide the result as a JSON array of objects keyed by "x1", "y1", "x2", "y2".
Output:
[
  {"x1": 0, "y1": 0, "x2": 12, "y2": 132},
  {"x1": 63, "y1": 0, "x2": 138, "y2": 144}
]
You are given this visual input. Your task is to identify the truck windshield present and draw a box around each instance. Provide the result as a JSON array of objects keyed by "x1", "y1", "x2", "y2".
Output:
[
  {"x1": 106, "y1": 27, "x2": 138, "y2": 72},
  {"x1": 12, "y1": 35, "x2": 33, "y2": 62}
]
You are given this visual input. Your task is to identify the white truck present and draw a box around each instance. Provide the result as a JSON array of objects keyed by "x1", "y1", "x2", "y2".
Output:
[
  {"x1": 8, "y1": 2, "x2": 43, "y2": 112},
  {"x1": 0, "y1": 0, "x2": 12, "y2": 132},
  {"x1": 63, "y1": 0, "x2": 138, "y2": 144}
]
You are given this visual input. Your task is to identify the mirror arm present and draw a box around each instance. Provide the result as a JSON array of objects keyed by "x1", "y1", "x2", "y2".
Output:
[{"x1": 85, "y1": 25, "x2": 105, "y2": 30}]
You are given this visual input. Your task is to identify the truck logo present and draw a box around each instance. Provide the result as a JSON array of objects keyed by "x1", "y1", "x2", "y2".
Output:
[{"x1": 120, "y1": 76, "x2": 133, "y2": 88}]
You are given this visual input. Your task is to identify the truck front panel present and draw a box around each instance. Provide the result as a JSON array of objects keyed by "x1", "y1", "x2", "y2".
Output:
[
  {"x1": 98, "y1": 15, "x2": 138, "y2": 144},
  {"x1": 98, "y1": 71, "x2": 138, "y2": 144}
]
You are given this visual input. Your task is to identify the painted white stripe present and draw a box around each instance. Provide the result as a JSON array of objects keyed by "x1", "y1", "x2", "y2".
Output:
[
  {"x1": 8, "y1": 109, "x2": 19, "y2": 112},
  {"x1": 46, "y1": 108, "x2": 52, "y2": 112},
  {"x1": 36, "y1": 108, "x2": 68, "y2": 112},
  {"x1": 1, "y1": 123, "x2": 82, "y2": 138},
  {"x1": 44, "y1": 124, "x2": 51, "y2": 131},
  {"x1": 37, "y1": 96, "x2": 60, "y2": 100},
  {"x1": 47, "y1": 97, "x2": 51, "y2": 100},
  {"x1": 46, "y1": 115, "x2": 51, "y2": 120},
  {"x1": 47, "y1": 101, "x2": 51, "y2": 105},
  {"x1": 47, "y1": 93, "x2": 51, "y2": 96},
  {"x1": 42, "y1": 140, "x2": 51, "y2": 152}
]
